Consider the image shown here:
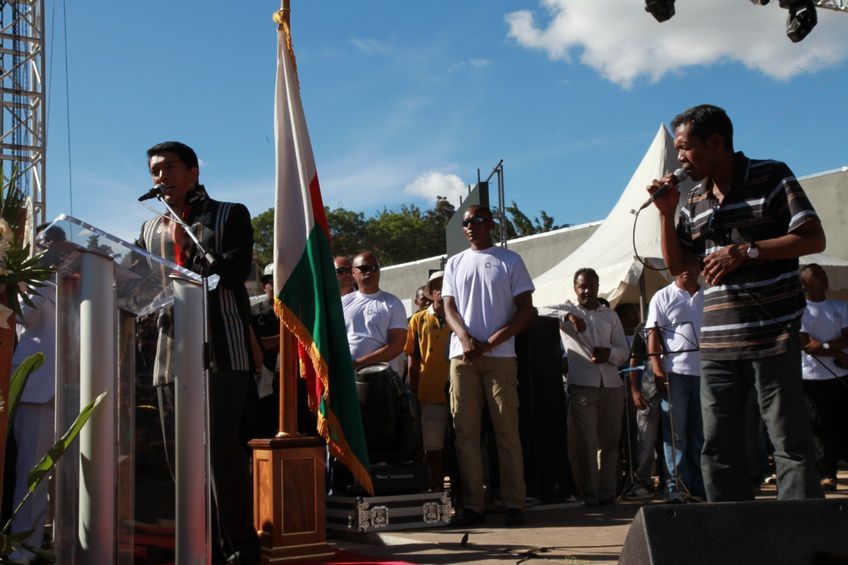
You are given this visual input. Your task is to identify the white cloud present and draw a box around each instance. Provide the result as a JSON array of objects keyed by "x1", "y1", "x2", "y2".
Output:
[
  {"x1": 350, "y1": 37, "x2": 393, "y2": 55},
  {"x1": 404, "y1": 171, "x2": 467, "y2": 205},
  {"x1": 449, "y1": 57, "x2": 494, "y2": 72},
  {"x1": 506, "y1": 0, "x2": 847, "y2": 87}
]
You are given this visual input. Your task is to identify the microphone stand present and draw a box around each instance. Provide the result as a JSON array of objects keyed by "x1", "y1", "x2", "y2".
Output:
[
  {"x1": 655, "y1": 323, "x2": 703, "y2": 504},
  {"x1": 153, "y1": 193, "x2": 217, "y2": 559},
  {"x1": 156, "y1": 193, "x2": 215, "y2": 364}
]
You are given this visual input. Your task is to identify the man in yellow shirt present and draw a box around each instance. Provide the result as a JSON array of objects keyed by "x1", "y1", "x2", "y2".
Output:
[{"x1": 405, "y1": 271, "x2": 450, "y2": 489}]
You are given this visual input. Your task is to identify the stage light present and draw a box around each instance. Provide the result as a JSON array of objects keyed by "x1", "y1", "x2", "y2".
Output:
[
  {"x1": 645, "y1": 0, "x2": 675, "y2": 22},
  {"x1": 781, "y1": 0, "x2": 817, "y2": 43}
]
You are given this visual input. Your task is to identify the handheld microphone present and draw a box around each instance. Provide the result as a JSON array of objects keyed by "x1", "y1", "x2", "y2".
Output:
[
  {"x1": 138, "y1": 183, "x2": 167, "y2": 202},
  {"x1": 639, "y1": 168, "x2": 689, "y2": 210}
]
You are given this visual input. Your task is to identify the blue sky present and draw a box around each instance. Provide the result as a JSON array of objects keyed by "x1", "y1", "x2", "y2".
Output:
[{"x1": 44, "y1": 1, "x2": 847, "y2": 243}]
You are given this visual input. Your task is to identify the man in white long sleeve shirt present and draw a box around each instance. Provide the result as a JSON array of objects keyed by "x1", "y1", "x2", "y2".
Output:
[{"x1": 539, "y1": 268, "x2": 629, "y2": 505}]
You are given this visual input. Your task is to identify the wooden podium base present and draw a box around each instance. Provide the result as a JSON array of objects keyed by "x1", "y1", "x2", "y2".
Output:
[{"x1": 250, "y1": 435, "x2": 334, "y2": 563}]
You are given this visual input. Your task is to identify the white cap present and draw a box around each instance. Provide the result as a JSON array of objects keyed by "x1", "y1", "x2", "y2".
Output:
[
  {"x1": 263, "y1": 264, "x2": 274, "y2": 276},
  {"x1": 426, "y1": 270, "x2": 444, "y2": 294}
]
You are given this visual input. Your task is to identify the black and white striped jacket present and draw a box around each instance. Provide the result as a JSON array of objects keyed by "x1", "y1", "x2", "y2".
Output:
[{"x1": 137, "y1": 184, "x2": 255, "y2": 383}]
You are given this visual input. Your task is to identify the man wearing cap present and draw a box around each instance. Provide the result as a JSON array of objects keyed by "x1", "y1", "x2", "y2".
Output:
[
  {"x1": 405, "y1": 271, "x2": 450, "y2": 489},
  {"x1": 443, "y1": 205, "x2": 535, "y2": 527},
  {"x1": 342, "y1": 251, "x2": 407, "y2": 374}
]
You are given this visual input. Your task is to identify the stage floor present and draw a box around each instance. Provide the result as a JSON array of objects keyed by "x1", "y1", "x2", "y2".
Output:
[{"x1": 327, "y1": 468, "x2": 848, "y2": 564}]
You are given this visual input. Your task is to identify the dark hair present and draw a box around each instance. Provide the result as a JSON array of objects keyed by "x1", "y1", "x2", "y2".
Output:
[
  {"x1": 615, "y1": 302, "x2": 639, "y2": 317},
  {"x1": 573, "y1": 267, "x2": 599, "y2": 285},
  {"x1": 147, "y1": 141, "x2": 199, "y2": 170},
  {"x1": 36, "y1": 222, "x2": 66, "y2": 242},
  {"x1": 466, "y1": 205, "x2": 493, "y2": 219},
  {"x1": 800, "y1": 263, "x2": 824, "y2": 276},
  {"x1": 670, "y1": 104, "x2": 734, "y2": 153}
]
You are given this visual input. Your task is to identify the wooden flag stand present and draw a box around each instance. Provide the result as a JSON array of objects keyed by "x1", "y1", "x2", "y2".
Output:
[{"x1": 249, "y1": 328, "x2": 331, "y2": 563}]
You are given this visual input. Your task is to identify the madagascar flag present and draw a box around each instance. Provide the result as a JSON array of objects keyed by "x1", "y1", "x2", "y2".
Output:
[{"x1": 271, "y1": 13, "x2": 372, "y2": 494}]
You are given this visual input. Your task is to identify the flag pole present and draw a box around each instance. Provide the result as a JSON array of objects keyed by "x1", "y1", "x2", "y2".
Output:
[
  {"x1": 247, "y1": 3, "x2": 332, "y2": 561},
  {"x1": 277, "y1": 0, "x2": 298, "y2": 439}
]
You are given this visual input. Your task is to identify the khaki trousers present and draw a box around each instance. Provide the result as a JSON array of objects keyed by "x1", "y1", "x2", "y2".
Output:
[
  {"x1": 450, "y1": 356, "x2": 525, "y2": 513},
  {"x1": 568, "y1": 383, "x2": 624, "y2": 504}
]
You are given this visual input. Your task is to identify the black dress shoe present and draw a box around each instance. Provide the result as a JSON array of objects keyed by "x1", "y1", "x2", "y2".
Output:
[{"x1": 452, "y1": 508, "x2": 486, "y2": 527}]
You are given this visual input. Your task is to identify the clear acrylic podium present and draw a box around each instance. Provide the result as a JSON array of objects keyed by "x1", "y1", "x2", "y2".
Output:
[{"x1": 43, "y1": 215, "x2": 217, "y2": 564}]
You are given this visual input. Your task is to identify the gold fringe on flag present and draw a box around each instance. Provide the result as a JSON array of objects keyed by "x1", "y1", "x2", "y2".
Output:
[{"x1": 273, "y1": 9, "x2": 299, "y2": 89}]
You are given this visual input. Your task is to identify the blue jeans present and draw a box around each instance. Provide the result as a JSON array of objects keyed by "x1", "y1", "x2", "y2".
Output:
[
  {"x1": 660, "y1": 372, "x2": 705, "y2": 498},
  {"x1": 700, "y1": 337, "x2": 823, "y2": 502}
]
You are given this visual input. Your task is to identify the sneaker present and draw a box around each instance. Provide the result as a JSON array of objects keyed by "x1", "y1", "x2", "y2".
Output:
[
  {"x1": 821, "y1": 476, "x2": 837, "y2": 492},
  {"x1": 452, "y1": 507, "x2": 486, "y2": 527},
  {"x1": 503, "y1": 508, "x2": 526, "y2": 527},
  {"x1": 623, "y1": 485, "x2": 655, "y2": 500}
]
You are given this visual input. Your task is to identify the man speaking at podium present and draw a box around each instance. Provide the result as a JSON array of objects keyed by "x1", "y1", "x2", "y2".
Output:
[{"x1": 137, "y1": 141, "x2": 260, "y2": 563}]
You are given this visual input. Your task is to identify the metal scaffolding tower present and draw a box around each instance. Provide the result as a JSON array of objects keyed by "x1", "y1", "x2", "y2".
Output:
[{"x1": 0, "y1": 0, "x2": 46, "y2": 227}]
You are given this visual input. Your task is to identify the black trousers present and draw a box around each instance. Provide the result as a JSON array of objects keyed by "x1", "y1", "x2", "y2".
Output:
[
  {"x1": 802, "y1": 375, "x2": 848, "y2": 478},
  {"x1": 210, "y1": 370, "x2": 260, "y2": 562}
]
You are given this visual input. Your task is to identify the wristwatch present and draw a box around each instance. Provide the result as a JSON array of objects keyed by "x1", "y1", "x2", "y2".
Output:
[
  {"x1": 746, "y1": 242, "x2": 760, "y2": 260},
  {"x1": 823, "y1": 342, "x2": 831, "y2": 350}
]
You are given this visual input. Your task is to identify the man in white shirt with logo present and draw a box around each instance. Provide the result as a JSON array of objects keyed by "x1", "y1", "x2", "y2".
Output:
[
  {"x1": 342, "y1": 251, "x2": 407, "y2": 374},
  {"x1": 646, "y1": 257, "x2": 705, "y2": 501},
  {"x1": 799, "y1": 263, "x2": 848, "y2": 492},
  {"x1": 443, "y1": 205, "x2": 535, "y2": 528}
]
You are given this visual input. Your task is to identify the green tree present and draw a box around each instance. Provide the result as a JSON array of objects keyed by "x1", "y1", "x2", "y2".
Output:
[
  {"x1": 252, "y1": 197, "x2": 563, "y2": 267},
  {"x1": 505, "y1": 201, "x2": 535, "y2": 238},
  {"x1": 534, "y1": 210, "x2": 558, "y2": 232},
  {"x1": 251, "y1": 208, "x2": 274, "y2": 267},
  {"x1": 420, "y1": 196, "x2": 456, "y2": 258},
  {"x1": 365, "y1": 205, "x2": 430, "y2": 265},
  {"x1": 325, "y1": 206, "x2": 368, "y2": 258}
]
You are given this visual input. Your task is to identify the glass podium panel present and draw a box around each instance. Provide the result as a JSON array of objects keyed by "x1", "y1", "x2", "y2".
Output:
[{"x1": 42, "y1": 215, "x2": 212, "y2": 564}]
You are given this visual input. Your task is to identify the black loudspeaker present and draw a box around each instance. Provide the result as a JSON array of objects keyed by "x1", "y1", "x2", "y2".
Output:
[
  {"x1": 515, "y1": 316, "x2": 574, "y2": 503},
  {"x1": 620, "y1": 500, "x2": 848, "y2": 565}
]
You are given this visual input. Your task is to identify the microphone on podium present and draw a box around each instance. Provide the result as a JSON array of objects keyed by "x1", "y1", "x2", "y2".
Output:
[{"x1": 138, "y1": 184, "x2": 167, "y2": 202}]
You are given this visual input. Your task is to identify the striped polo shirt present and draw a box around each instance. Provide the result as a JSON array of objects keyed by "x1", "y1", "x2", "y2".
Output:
[{"x1": 676, "y1": 153, "x2": 819, "y2": 361}]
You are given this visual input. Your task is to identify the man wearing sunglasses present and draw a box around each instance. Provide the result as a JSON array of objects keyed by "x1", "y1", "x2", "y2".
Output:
[
  {"x1": 443, "y1": 205, "x2": 536, "y2": 527},
  {"x1": 648, "y1": 104, "x2": 825, "y2": 503},
  {"x1": 342, "y1": 251, "x2": 407, "y2": 374},
  {"x1": 334, "y1": 255, "x2": 356, "y2": 296}
]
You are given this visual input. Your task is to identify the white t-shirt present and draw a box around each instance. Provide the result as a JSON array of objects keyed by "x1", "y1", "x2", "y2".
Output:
[
  {"x1": 442, "y1": 245, "x2": 534, "y2": 359},
  {"x1": 645, "y1": 282, "x2": 704, "y2": 376},
  {"x1": 800, "y1": 299, "x2": 848, "y2": 381},
  {"x1": 342, "y1": 290, "x2": 407, "y2": 373}
]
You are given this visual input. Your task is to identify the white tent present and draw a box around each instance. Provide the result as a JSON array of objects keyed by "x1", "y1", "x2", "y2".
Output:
[
  {"x1": 532, "y1": 124, "x2": 690, "y2": 308},
  {"x1": 531, "y1": 125, "x2": 848, "y2": 309}
]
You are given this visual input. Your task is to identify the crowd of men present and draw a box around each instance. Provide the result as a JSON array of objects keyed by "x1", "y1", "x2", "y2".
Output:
[
  {"x1": 327, "y1": 104, "x2": 846, "y2": 528},
  {"x1": 6, "y1": 103, "x2": 847, "y2": 562}
]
